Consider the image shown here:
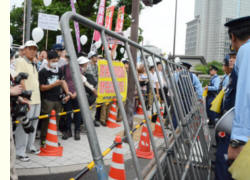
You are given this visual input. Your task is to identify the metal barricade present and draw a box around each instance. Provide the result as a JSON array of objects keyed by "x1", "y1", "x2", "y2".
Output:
[{"x1": 60, "y1": 11, "x2": 211, "y2": 180}]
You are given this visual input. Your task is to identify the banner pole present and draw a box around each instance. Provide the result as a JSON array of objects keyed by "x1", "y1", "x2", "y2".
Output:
[{"x1": 45, "y1": 30, "x2": 48, "y2": 50}]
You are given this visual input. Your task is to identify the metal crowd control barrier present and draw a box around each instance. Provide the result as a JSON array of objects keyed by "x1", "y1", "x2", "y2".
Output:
[{"x1": 60, "y1": 11, "x2": 211, "y2": 180}]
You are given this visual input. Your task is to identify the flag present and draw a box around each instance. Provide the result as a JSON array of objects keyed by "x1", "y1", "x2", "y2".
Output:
[
  {"x1": 93, "y1": 0, "x2": 106, "y2": 42},
  {"x1": 111, "y1": 6, "x2": 125, "y2": 54},
  {"x1": 105, "y1": 6, "x2": 115, "y2": 30}
]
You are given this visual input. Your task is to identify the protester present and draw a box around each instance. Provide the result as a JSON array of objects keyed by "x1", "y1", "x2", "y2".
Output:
[
  {"x1": 205, "y1": 65, "x2": 220, "y2": 127},
  {"x1": 60, "y1": 55, "x2": 84, "y2": 140},
  {"x1": 149, "y1": 65, "x2": 160, "y2": 122},
  {"x1": 37, "y1": 50, "x2": 47, "y2": 70},
  {"x1": 52, "y1": 44, "x2": 68, "y2": 68},
  {"x1": 15, "y1": 40, "x2": 41, "y2": 161},
  {"x1": 86, "y1": 51, "x2": 100, "y2": 126},
  {"x1": 224, "y1": 16, "x2": 250, "y2": 161},
  {"x1": 122, "y1": 58, "x2": 129, "y2": 72},
  {"x1": 18, "y1": 45, "x2": 25, "y2": 58},
  {"x1": 39, "y1": 50, "x2": 71, "y2": 145}
]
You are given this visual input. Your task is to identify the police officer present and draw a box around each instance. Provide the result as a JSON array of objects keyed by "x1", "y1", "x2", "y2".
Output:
[
  {"x1": 224, "y1": 16, "x2": 250, "y2": 161},
  {"x1": 214, "y1": 51, "x2": 236, "y2": 180},
  {"x1": 205, "y1": 65, "x2": 220, "y2": 127},
  {"x1": 181, "y1": 62, "x2": 203, "y2": 102}
]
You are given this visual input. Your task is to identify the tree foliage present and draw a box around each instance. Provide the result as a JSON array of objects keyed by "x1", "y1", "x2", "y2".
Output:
[
  {"x1": 195, "y1": 61, "x2": 224, "y2": 75},
  {"x1": 10, "y1": 0, "x2": 144, "y2": 58}
]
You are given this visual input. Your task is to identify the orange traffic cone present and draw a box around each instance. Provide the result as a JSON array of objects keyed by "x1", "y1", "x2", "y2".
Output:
[
  {"x1": 109, "y1": 136, "x2": 126, "y2": 180},
  {"x1": 107, "y1": 101, "x2": 121, "y2": 128},
  {"x1": 136, "y1": 102, "x2": 144, "y2": 115},
  {"x1": 136, "y1": 125, "x2": 154, "y2": 159},
  {"x1": 153, "y1": 107, "x2": 164, "y2": 138},
  {"x1": 39, "y1": 110, "x2": 63, "y2": 156}
]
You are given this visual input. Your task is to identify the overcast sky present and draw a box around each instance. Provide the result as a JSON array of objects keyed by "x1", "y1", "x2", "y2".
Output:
[{"x1": 10, "y1": 0, "x2": 195, "y2": 55}]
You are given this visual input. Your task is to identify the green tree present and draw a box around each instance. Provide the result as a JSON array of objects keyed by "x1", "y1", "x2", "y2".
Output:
[
  {"x1": 10, "y1": 0, "x2": 144, "y2": 56},
  {"x1": 195, "y1": 61, "x2": 224, "y2": 75}
]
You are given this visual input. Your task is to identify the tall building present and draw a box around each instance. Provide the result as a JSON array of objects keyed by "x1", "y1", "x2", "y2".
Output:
[{"x1": 185, "y1": 0, "x2": 250, "y2": 62}]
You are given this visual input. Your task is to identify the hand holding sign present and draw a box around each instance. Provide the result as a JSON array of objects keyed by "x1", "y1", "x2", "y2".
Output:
[{"x1": 32, "y1": 27, "x2": 44, "y2": 43}]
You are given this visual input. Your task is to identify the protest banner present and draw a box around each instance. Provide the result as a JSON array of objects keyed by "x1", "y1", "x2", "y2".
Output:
[
  {"x1": 111, "y1": 6, "x2": 125, "y2": 51},
  {"x1": 96, "y1": 60, "x2": 127, "y2": 103},
  {"x1": 38, "y1": 13, "x2": 59, "y2": 31}
]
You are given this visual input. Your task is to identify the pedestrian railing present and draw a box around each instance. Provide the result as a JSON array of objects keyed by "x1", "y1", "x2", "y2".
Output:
[{"x1": 60, "y1": 11, "x2": 211, "y2": 180}]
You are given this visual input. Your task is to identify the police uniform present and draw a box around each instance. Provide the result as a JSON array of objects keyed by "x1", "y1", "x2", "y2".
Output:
[
  {"x1": 206, "y1": 65, "x2": 220, "y2": 126},
  {"x1": 215, "y1": 54, "x2": 236, "y2": 180},
  {"x1": 214, "y1": 16, "x2": 250, "y2": 180}
]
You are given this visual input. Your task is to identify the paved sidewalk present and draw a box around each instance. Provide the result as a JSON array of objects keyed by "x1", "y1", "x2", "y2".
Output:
[{"x1": 15, "y1": 113, "x2": 168, "y2": 177}]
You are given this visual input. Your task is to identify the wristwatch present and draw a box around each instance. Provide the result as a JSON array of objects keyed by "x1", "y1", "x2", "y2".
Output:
[{"x1": 230, "y1": 139, "x2": 246, "y2": 148}]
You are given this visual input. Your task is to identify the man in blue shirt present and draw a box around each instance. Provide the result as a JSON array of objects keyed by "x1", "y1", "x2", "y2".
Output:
[
  {"x1": 224, "y1": 16, "x2": 250, "y2": 161},
  {"x1": 205, "y1": 65, "x2": 220, "y2": 127}
]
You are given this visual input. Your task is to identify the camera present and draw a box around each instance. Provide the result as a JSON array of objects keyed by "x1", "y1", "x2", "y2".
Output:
[{"x1": 11, "y1": 72, "x2": 34, "y2": 133}]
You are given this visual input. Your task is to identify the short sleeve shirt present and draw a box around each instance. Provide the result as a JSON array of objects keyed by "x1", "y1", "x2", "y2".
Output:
[{"x1": 39, "y1": 68, "x2": 63, "y2": 101}]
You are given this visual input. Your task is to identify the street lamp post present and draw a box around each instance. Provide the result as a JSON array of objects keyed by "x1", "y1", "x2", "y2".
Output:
[{"x1": 172, "y1": 0, "x2": 178, "y2": 59}]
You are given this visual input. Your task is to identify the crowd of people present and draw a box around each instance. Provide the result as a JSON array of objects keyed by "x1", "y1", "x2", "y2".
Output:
[{"x1": 9, "y1": 15, "x2": 250, "y2": 180}]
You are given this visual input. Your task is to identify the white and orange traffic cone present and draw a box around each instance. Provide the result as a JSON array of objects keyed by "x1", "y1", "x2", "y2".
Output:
[
  {"x1": 136, "y1": 102, "x2": 144, "y2": 115},
  {"x1": 108, "y1": 136, "x2": 126, "y2": 180},
  {"x1": 153, "y1": 107, "x2": 164, "y2": 138},
  {"x1": 136, "y1": 124, "x2": 154, "y2": 159},
  {"x1": 107, "y1": 100, "x2": 121, "y2": 128},
  {"x1": 39, "y1": 110, "x2": 63, "y2": 156}
]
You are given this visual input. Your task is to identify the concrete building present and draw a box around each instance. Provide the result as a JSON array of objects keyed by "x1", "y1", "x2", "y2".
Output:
[{"x1": 185, "y1": 0, "x2": 250, "y2": 62}]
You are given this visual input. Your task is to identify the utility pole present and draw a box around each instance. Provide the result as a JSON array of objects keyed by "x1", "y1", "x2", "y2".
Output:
[
  {"x1": 25, "y1": 0, "x2": 32, "y2": 42},
  {"x1": 172, "y1": 0, "x2": 178, "y2": 59},
  {"x1": 125, "y1": 0, "x2": 140, "y2": 131}
]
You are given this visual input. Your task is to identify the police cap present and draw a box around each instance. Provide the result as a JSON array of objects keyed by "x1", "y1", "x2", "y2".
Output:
[
  {"x1": 209, "y1": 65, "x2": 218, "y2": 71},
  {"x1": 224, "y1": 16, "x2": 250, "y2": 29},
  {"x1": 181, "y1": 62, "x2": 192, "y2": 70}
]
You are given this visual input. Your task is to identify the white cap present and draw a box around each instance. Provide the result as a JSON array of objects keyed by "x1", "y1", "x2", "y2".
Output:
[
  {"x1": 19, "y1": 45, "x2": 25, "y2": 50},
  {"x1": 88, "y1": 51, "x2": 98, "y2": 59},
  {"x1": 24, "y1": 40, "x2": 38, "y2": 48},
  {"x1": 77, "y1": 56, "x2": 90, "y2": 65}
]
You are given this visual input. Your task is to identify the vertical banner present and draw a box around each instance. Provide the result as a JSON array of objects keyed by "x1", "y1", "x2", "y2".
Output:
[
  {"x1": 104, "y1": 6, "x2": 115, "y2": 49},
  {"x1": 112, "y1": 6, "x2": 125, "y2": 51},
  {"x1": 70, "y1": 0, "x2": 81, "y2": 53},
  {"x1": 93, "y1": 0, "x2": 106, "y2": 42},
  {"x1": 104, "y1": 6, "x2": 115, "y2": 30}
]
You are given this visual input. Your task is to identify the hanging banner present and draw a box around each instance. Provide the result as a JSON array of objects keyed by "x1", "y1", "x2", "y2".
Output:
[
  {"x1": 104, "y1": 6, "x2": 115, "y2": 30},
  {"x1": 96, "y1": 60, "x2": 127, "y2": 103},
  {"x1": 112, "y1": 6, "x2": 125, "y2": 50},
  {"x1": 70, "y1": 0, "x2": 81, "y2": 53},
  {"x1": 93, "y1": 0, "x2": 106, "y2": 42}
]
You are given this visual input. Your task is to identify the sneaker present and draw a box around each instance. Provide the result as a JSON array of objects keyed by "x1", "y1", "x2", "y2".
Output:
[
  {"x1": 17, "y1": 156, "x2": 30, "y2": 162},
  {"x1": 29, "y1": 149, "x2": 40, "y2": 155},
  {"x1": 62, "y1": 131, "x2": 68, "y2": 140},
  {"x1": 75, "y1": 130, "x2": 80, "y2": 140}
]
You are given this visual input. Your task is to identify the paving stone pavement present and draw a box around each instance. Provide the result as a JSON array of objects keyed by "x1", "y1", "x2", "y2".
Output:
[{"x1": 15, "y1": 113, "x2": 167, "y2": 176}]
